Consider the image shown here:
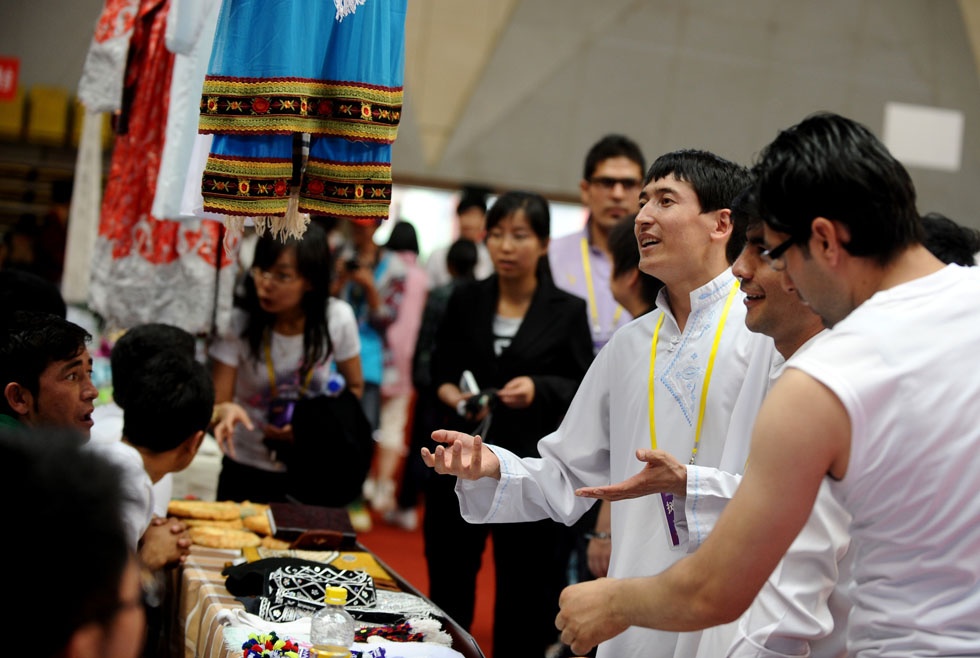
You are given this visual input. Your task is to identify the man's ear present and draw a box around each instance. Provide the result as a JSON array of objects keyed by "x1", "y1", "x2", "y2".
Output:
[
  {"x1": 186, "y1": 430, "x2": 206, "y2": 456},
  {"x1": 710, "y1": 208, "x2": 733, "y2": 241},
  {"x1": 579, "y1": 178, "x2": 592, "y2": 206},
  {"x1": 810, "y1": 217, "x2": 849, "y2": 266},
  {"x1": 3, "y1": 382, "x2": 32, "y2": 417}
]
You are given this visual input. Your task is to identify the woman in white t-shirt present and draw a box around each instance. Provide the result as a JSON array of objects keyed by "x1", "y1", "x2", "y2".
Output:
[{"x1": 209, "y1": 222, "x2": 362, "y2": 502}]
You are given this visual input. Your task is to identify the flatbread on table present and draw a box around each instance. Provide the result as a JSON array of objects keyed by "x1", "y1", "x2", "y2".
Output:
[
  {"x1": 168, "y1": 500, "x2": 242, "y2": 521},
  {"x1": 182, "y1": 518, "x2": 245, "y2": 530},
  {"x1": 188, "y1": 526, "x2": 262, "y2": 549},
  {"x1": 243, "y1": 512, "x2": 273, "y2": 536}
]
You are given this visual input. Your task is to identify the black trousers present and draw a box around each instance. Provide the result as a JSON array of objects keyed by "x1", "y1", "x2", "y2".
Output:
[{"x1": 423, "y1": 474, "x2": 570, "y2": 658}]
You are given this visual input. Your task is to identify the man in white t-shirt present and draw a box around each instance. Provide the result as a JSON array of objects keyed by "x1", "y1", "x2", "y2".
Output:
[{"x1": 555, "y1": 112, "x2": 980, "y2": 657}]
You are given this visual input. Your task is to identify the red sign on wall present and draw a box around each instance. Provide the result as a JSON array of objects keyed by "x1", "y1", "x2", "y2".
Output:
[{"x1": 0, "y1": 57, "x2": 20, "y2": 102}]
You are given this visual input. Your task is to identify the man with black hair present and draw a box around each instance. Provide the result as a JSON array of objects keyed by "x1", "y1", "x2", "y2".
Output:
[
  {"x1": 91, "y1": 322, "x2": 201, "y2": 517},
  {"x1": 549, "y1": 134, "x2": 646, "y2": 353},
  {"x1": 3, "y1": 428, "x2": 146, "y2": 658},
  {"x1": 554, "y1": 113, "x2": 980, "y2": 657},
  {"x1": 423, "y1": 149, "x2": 777, "y2": 658},
  {"x1": 89, "y1": 351, "x2": 214, "y2": 570},
  {"x1": 425, "y1": 185, "x2": 494, "y2": 288},
  {"x1": 0, "y1": 311, "x2": 98, "y2": 434}
]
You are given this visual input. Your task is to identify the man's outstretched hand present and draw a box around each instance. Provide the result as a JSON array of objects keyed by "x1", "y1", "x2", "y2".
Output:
[
  {"x1": 575, "y1": 448, "x2": 687, "y2": 500},
  {"x1": 420, "y1": 430, "x2": 502, "y2": 481}
]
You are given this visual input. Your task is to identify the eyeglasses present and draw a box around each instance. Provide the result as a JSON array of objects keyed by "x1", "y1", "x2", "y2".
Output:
[
  {"x1": 590, "y1": 176, "x2": 641, "y2": 192},
  {"x1": 759, "y1": 236, "x2": 799, "y2": 272},
  {"x1": 250, "y1": 267, "x2": 298, "y2": 286}
]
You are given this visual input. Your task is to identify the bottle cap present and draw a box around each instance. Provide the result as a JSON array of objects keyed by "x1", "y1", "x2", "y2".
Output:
[{"x1": 325, "y1": 586, "x2": 348, "y2": 605}]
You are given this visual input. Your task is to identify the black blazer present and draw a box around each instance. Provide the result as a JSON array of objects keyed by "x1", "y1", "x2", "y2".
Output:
[{"x1": 430, "y1": 273, "x2": 594, "y2": 458}]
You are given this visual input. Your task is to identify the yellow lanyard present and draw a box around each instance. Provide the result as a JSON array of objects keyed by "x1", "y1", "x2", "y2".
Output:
[
  {"x1": 647, "y1": 281, "x2": 739, "y2": 465},
  {"x1": 580, "y1": 238, "x2": 623, "y2": 335},
  {"x1": 263, "y1": 330, "x2": 314, "y2": 398}
]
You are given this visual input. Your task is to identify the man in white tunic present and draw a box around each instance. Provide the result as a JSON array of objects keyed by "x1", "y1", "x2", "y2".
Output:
[
  {"x1": 423, "y1": 150, "x2": 777, "y2": 658},
  {"x1": 555, "y1": 113, "x2": 980, "y2": 657}
]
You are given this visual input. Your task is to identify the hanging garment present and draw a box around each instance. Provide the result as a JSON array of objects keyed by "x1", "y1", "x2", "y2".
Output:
[
  {"x1": 88, "y1": 0, "x2": 239, "y2": 335},
  {"x1": 78, "y1": 0, "x2": 141, "y2": 112},
  {"x1": 197, "y1": 0, "x2": 406, "y2": 236},
  {"x1": 151, "y1": 0, "x2": 222, "y2": 220}
]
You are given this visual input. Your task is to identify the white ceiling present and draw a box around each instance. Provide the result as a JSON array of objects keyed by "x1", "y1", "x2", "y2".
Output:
[{"x1": 395, "y1": 0, "x2": 980, "y2": 227}]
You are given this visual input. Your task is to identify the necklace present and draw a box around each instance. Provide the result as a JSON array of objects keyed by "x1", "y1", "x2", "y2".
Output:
[{"x1": 580, "y1": 237, "x2": 623, "y2": 336}]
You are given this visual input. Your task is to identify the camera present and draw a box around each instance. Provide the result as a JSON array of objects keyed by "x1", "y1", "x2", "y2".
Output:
[{"x1": 267, "y1": 397, "x2": 297, "y2": 428}]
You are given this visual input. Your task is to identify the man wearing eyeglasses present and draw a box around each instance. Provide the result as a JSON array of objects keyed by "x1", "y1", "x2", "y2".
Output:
[
  {"x1": 555, "y1": 113, "x2": 980, "y2": 658},
  {"x1": 548, "y1": 134, "x2": 646, "y2": 354}
]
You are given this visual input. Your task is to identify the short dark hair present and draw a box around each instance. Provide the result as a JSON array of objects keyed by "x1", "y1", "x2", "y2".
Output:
[
  {"x1": 457, "y1": 185, "x2": 492, "y2": 216},
  {"x1": 583, "y1": 134, "x2": 646, "y2": 182},
  {"x1": 0, "y1": 312, "x2": 90, "y2": 417},
  {"x1": 753, "y1": 112, "x2": 922, "y2": 265},
  {"x1": 728, "y1": 183, "x2": 761, "y2": 265},
  {"x1": 920, "y1": 212, "x2": 980, "y2": 267},
  {"x1": 1, "y1": 427, "x2": 131, "y2": 654},
  {"x1": 446, "y1": 238, "x2": 478, "y2": 280},
  {"x1": 110, "y1": 323, "x2": 196, "y2": 409},
  {"x1": 609, "y1": 214, "x2": 662, "y2": 309},
  {"x1": 385, "y1": 220, "x2": 420, "y2": 254},
  {"x1": 0, "y1": 269, "x2": 67, "y2": 317},
  {"x1": 645, "y1": 149, "x2": 752, "y2": 215},
  {"x1": 123, "y1": 352, "x2": 214, "y2": 453},
  {"x1": 486, "y1": 190, "x2": 551, "y2": 241}
]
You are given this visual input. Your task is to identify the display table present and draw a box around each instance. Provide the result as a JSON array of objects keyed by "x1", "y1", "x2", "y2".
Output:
[{"x1": 172, "y1": 545, "x2": 486, "y2": 658}]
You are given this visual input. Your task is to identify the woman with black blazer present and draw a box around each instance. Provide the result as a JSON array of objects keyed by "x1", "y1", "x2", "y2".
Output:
[{"x1": 424, "y1": 191, "x2": 594, "y2": 658}]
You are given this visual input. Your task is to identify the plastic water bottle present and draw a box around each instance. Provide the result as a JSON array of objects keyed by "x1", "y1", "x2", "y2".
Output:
[
  {"x1": 323, "y1": 372, "x2": 346, "y2": 397},
  {"x1": 310, "y1": 586, "x2": 355, "y2": 657}
]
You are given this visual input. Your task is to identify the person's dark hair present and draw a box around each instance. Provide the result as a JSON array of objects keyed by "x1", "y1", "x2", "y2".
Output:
[
  {"x1": 0, "y1": 269, "x2": 67, "y2": 317},
  {"x1": 0, "y1": 311, "x2": 90, "y2": 417},
  {"x1": 110, "y1": 323, "x2": 196, "y2": 409},
  {"x1": 920, "y1": 212, "x2": 980, "y2": 267},
  {"x1": 2, "y1": 427, "x2": 132, "y2": 655},
  {"x1": 728, "y1": 183, "x2": 762, "y2": 265},
  {"x1": 385, "y1": 220, "x2": 420, "y2": 254},
  {"x1": 123, "y1": 352, "x2": 214, "y2": 453},
  {"x1": 609, "y1": 215, "x2": 662, "y2": 310},
  {"x1": 583, "y1": 134, "x2": 646, "y2": 182},
  {"x1": 486, "y1": 190, "x2": 551, "y2": 240},
  {"x1": 240, "y1": 222, "x2": 333, "y2": 371},
  {"x1": 645, "y1": 149, "x2": 752, "y2": 216},
  {"x1": 446, "y1": 238, "x2": 478, "y2": 281},
  {"x1": 457, "y1": 185, "x2": 492, "y2": 217},
  {"x1": 753, "y1": 112, "x2": 922, "y2": 265}
]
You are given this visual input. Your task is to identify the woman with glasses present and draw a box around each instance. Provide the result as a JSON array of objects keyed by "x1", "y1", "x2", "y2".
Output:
[
  {"x1": 424, "y1": 191, "x2": 594, "y2": 658},
  {"x1": 209, "y1": 222, "x2": 363, "y2": 502}
]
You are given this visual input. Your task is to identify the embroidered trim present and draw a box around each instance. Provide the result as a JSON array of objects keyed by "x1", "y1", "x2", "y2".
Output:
[
  {"x1": 199, "y1": 77, "x2": 402, "y2": 142},
  {"x1": 297, "y1": 159, "x2": 392, "y2": 221},
  {"x1": 201, "y1": 155, "x2": 293, "y2": 217}
]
